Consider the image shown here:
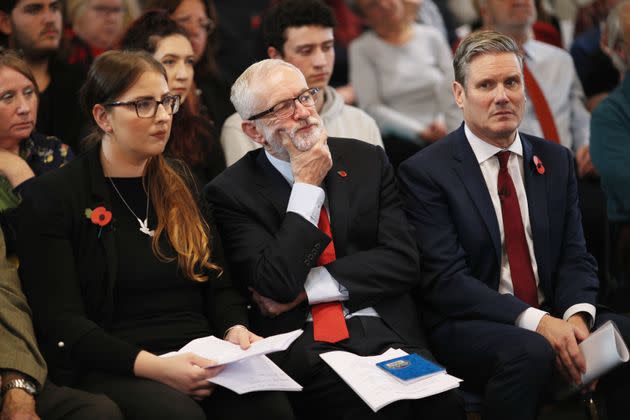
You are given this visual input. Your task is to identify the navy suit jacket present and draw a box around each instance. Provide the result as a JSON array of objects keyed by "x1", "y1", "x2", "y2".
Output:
[{"x1": 398, "y1": 124, "x2": 599, "y2": 331}]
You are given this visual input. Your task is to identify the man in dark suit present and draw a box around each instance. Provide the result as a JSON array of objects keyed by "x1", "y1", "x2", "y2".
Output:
[
  {"x1": 399, "y1": 30, "x2": 630, "y2": 420},
  {"x1": 205, "y1": 59, "x2": 464, "y2": 420}
]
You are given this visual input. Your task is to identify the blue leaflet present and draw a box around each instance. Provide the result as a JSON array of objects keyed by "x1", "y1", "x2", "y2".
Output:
[{"x1": 376, "y1": 353, "x2": 445, "y2": 383}]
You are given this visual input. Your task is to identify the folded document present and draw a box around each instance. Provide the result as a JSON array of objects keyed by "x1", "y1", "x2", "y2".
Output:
[
  {"x1": 320, "y1": 348, "x2": 461, "y2": 412},
  {"x1": 581, "y1": 320, "x2": 629, "y2": 384}
]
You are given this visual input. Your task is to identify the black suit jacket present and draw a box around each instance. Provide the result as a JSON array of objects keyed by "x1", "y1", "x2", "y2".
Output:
[
  {"x1": 205, "y1": 137, "x2": 425, "y2": 347},
  {"x1": 16, "y1": 144, "x2": 247, "y2": 385},
  {"x1": 398, "y1": 125, "x2": 599, "y2": 331}
]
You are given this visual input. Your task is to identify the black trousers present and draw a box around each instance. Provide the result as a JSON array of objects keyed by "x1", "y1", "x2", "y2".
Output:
[
  {"x1": 77, "y1": 371, "x2": 295, "y2": 420},
  {"x1": 37, "y1": 380, "x2": 122, "y2": 420},
  {"x1": 430, "y1": 311, "x2": 630, "y2": 420},
  {"x1": 271, "y1": 317, "x2": 465, "y2": 420}
]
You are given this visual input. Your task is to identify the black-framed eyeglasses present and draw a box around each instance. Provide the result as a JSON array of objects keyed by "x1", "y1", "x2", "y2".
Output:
[
  {"x1": 247, "y1": 87, "x2": 320, "y2": 121},
  {"x1": 104, "y1": 95, "x2": 181, "y2": 118}
]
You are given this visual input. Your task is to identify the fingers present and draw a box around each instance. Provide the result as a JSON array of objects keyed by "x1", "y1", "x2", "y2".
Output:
[
  {"x1": 556, "y1": 336, "x2": 585, "y2": 385},
  {"x1": 189, "y1": 354, "x2": 216, "y2": 370},
  {"x1": 237, "y1": 329, "x2": 252, "y2": 350},
  {"x1": 249, "y1": 331, "x2": 263, "y2": 343},
  {"x1": 203, "y1": 365, "x2": 225, "y2": 379}
]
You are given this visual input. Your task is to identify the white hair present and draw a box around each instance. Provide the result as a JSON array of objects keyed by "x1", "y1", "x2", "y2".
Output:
[{"x1": 230, "y1": 59, "x2": 304, "y2": 120}]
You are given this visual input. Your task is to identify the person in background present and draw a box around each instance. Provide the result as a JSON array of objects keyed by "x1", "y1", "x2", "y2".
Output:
[
  {"x1": 220, "y1": 0, "x2": 383, "y2": 167},
  {"x1": 590, "y1": 0, "x2": 630, "y2": 313},
  {"x1": 147, "y1": 0, "x2": 235, "y2": 131},
  {"x1": 0, "y1": 0, "x2": 86, "y2": 152},
  {"x1": 63, "y1": 0, "x2": 141, "y2": 73},
  {"x1": 349, "y1": 0, "x2": 462, "y2": 168},
  {"x1": 121, "y1": 10, "x2": 225, "y2": 187},
  {"x1": 0, "y1": 49, "x2": 72, "y2": 251},
  {"x1": 16, "y1": 50, "x2": 294, "y2": 420}
]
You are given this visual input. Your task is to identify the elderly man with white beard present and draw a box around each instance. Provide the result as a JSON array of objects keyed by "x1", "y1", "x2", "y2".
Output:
[{"x1": 203, "y1": 59, "x2": 464, "y2": 420}]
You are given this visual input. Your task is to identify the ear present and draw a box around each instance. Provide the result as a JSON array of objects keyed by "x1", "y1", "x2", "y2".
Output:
[
  {"x1": 241, "y1": 120, "x2": 267, "y2": 146},
  {"x1": 0, "y1": 12, "x2": 12, "y2": 36},
  {"x1": 267, "y1": 46, "x2": 282, "y2": 60},
  {"x1": 452, "y1": 81, "x2": 465, "y2": 109},
  {"x1": 92, "y1": 104, "x2": 112, "y2": 134}
]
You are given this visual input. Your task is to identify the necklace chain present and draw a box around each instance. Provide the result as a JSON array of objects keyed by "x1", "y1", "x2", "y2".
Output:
[{"x1": 107, "y1": 177, "x2": 154, "y2": 237}]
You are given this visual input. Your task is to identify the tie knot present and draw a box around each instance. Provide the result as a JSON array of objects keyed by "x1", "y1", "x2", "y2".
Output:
[{"x1": 497, "y1": 151, "x2": 510, "y2": 170}]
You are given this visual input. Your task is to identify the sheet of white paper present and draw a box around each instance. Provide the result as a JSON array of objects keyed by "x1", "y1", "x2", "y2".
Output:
[
  {"x1": 581, "y1": 321, "x2": 629, "y2": 384},
  {"x1": 208, "y1": 355, "x2": 302, "y2": 394},
  {"x1": 320, "y1": 348, "x2": 461, "y2": 412},
  {"x1": 161, "y1": 329, "x2": 303, "y2": 366}
]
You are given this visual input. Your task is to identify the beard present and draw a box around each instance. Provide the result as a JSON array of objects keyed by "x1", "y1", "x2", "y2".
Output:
[
  {"x1": 257, "y1": 115, "x2": 323, "y2": 159},
  {"x1": 11, "y1": 23, "x2": 60, "y2": 62}
]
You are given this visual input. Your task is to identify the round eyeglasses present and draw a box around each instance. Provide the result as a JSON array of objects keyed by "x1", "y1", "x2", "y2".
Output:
[
  {"x1": 247, "y1": 87, "x2": 320, "y2": 121},
  {"x1": 104, "y1": 95, "x2": 181, "y2": 118}
]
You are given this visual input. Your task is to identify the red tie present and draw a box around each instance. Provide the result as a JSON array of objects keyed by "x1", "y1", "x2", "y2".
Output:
[
  {"x1": 497, "y1": 151, "x2": 539, "y2": 307},
  {"x1": 311, "y1": 206, "x2": 350, "y2": 343},
  {"x1": 523, "y1": 63, "x2": 560, "y2": 144}
]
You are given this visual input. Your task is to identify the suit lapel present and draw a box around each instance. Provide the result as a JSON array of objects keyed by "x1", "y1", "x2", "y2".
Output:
[
  {"x1": 452, "y1": 129, "x2": 502, "y2": 265},
  {"x1": 85, "y1": 145, "x2": 117, "y2": 322},
  {"x1": 521, "y1": 134, "x2": 550, "y2": 291},
  {"x1": 255, "y1": 151, "x2": 292, "y2": 220},
  {"x1": 324, "y1": 142, "x2": 349, "y2": 256}
]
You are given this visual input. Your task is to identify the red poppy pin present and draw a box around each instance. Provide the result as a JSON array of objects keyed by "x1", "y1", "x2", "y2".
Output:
[
  {"x1": 533, "y1": 155, "x2": 545, "y2": 175},
  {"x1": 337, "y1": 170, "x2": 348, "y2": 178},
  {"x1": 85, "y1": 206, "x2": 112, "y2": 238}
]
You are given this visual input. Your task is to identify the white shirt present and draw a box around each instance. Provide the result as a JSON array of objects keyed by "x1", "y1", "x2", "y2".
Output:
[
  {"x1": 465, "y1": 124, "x2": 595, "y2": 330},
  {"x1": 520, "y1": 39, "x2": 590, "y2": 151},
  {"x1": 265, "y1": 151, "x2": 379, "y2": 319}
]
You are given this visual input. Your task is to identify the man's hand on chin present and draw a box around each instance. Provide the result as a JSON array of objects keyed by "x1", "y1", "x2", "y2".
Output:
[
  {"x1": 536, "y1": 314, "x2": 588, "y2": 386},
  {"x1": 0, "y1": 389, "x2": 39, "y2": 420},
  {"x1": 281, "y1": 127, "x2": 332, "y2": 186}
]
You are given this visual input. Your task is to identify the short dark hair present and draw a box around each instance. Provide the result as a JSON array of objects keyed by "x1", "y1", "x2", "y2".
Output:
[
  {"x1": 0, "y1": 0, "x2": 18, "y2": 14},
  {"x1": 120, "y1": 10, "x2": 188, "y2": 53},
  {"x1": 263, "y1": 0, "x2": 336, "y2": 54}
]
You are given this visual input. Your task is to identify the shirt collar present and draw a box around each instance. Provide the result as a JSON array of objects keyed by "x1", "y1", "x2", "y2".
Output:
[
  {"x1": 265, "y1": 150, "x2": 294, "y2": 185},
  {"x1": 464, "y1": 123, "x2": 523, "y2": 164}
]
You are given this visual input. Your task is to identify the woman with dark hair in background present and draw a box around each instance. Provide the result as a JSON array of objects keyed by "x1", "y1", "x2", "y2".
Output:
[
  {"x1": 17, "y1": 50, "x2": 294, "y2": 420},
  {"x1": 121, "y1": 10, "x2": 225, "y2": 186},
  {"x1": 145, "y1": 0, "x2": 234, "y2": 131}
]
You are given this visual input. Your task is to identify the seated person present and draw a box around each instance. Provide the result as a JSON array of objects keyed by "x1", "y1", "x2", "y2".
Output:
[
  {"x1": 205, "y1": 58, "x2": 464, "y2": 420},
  {"x1": 63, "y1": 0, "x2": 133, "y2": 72},
  {"x1": 348, "y1": 0, "x2": 462, "y2": 167},
  {"x1": 0, "y1": 49, "x2": 72, "y2": 250},
  {"x1": 1, "y1": 227, "x2": 122, "y2": 420},
  {"x1": 16, "y1": 50, "x2": 294, "y2": 420},
  {"x1": 399, "y1": 30, "x2": 630, "y2": 420},
  {"x1": 121, "y1": 10, "x2": 225, "y2": 187},
  {"x1": 220, "y1": 0, "x2": 383, "y2": 167}
]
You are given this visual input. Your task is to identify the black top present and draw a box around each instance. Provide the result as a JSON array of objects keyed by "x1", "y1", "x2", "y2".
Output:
[
  {"x1": 16, "y1": 144, "x2": 248, "y2": 385},
  {"x1": 107, "y1": 177, "x2": 210, "y2": 355}
]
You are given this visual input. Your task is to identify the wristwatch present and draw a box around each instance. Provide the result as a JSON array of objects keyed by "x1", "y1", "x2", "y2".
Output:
[{"x1": 1, "y1": 378, "x2": 38, "y2": 397}]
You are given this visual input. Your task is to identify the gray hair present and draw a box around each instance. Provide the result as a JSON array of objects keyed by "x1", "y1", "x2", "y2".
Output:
[
  {"x1": 606, "y1": 1, "x2": 630, "y2": 72},
  {"x1": 453, "y1": 30, "x2": 523, "y2": 88},
  {"x1": 230, "y1": 59, "x2": 303, "y2": 120}
]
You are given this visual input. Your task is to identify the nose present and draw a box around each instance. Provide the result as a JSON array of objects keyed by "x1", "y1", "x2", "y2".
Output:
[
  {"x1": 175, "y1": 62, "x2": 189, "y2": 81},
  {"x1": 16, "y1": 95, "x2": 32, "y2": 115},
  {"x1": 292, "y1": 99, "x2": 311, "y2": 120},
  {"x1": 494, "y1": 84, "x2": 509, "y2": 104},
  {"x1": 312, "y1": 48, "x2": 327, "y2": 68},
  {"x1": 155, "y1": 102, "x2": 171, "y2": 122}
]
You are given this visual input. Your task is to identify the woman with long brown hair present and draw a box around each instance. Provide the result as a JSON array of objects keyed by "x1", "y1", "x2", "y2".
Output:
[{"x1": 16, "y1": 50, "x2": 294, "y2": 419}]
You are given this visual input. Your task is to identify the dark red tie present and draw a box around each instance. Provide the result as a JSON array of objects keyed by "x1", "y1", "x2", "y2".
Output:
[
  {"x1": 497, "y1": 151, "x2": 539, "y2": 307},
  {"x1": 311, "y1": 206, "x2": 350, "y2": 343},
  {"x1": 523, "y1": 63, "x2": 560, "y2": 144}
]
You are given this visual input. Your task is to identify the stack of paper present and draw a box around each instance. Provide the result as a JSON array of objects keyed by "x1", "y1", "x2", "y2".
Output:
[
  {"x1": 320, "y1": 348, "x2": 461, "y2": 412},
  {"x1": 161, "y1": 329, "x2": 303, "y2": 394},
  {"x1": 580, "y1": 320, "x2": 629, "y2": 384}
]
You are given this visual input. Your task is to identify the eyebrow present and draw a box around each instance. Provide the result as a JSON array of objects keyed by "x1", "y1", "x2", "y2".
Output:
[{"x1": 294, "y1": 39, "x2": 334, "y2": 49}]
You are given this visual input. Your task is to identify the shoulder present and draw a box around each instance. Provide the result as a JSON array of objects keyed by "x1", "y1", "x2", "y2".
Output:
[
  {"x1": 527, "y1": 39, "x2": 572, "y2": 64},
  {"x1": 350, "y1": 30, "x2": 378, "y2": 50},
  {"x1": 592, "y1": 84, "x2": 627, "y2": 119},
  {"x1": 413, "y1": 23, "x2": 444, "y2": 43}
]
